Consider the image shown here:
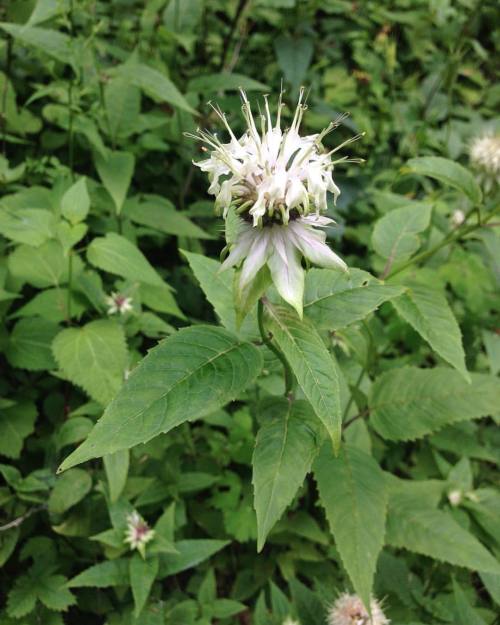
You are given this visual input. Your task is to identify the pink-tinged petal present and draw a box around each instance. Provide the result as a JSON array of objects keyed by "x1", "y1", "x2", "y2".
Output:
[
  {"x1": 220, "y1": 229, "x2": 255, "y2": 272},
  {"x1": 267, "y1": 228, "x2": 304, "y2": 317},
  {"x1": 290, "y1": 221, "x2": 347, "y2": 271},
  {"x1": 239, "y1": 229, "x2": 271, "y2": 289}
]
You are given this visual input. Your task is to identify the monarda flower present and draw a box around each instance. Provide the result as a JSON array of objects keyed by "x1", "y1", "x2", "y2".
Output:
[
  {"x1": 189, "y1": 89, "x2": 361, "y2": 317},
  {"x1": 327, "y1": 593, "x2": 389, "y2": 625},
  {"x1": 105, "y1": 292, "x2": 133, "y2": 316},
  {"x1": 469, "y1": 133, "x2": 500, "y2": 192},
  {"x1": 124, "y1": 511, "x2": 155, "y2": 557}
]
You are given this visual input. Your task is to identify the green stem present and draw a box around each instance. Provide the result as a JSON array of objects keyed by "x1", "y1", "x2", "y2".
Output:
[
  {"x1": 257, "y1": 299, "x2": 294, "y2": 397},
  {"x1": 386, "y1": 203, "x2": 500, "y2": 280}
]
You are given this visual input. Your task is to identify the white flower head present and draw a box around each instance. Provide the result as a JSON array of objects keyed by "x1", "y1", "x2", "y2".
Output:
[
  {"x1": 189, "y1": 89, "x2": 363, "y2": 316},
  {"x1": 124, "y1": 511, "x2": 155, "y2": 557},
  {"x1": 448, "y1": 489, "x2": 462, "y2": 507},
  {"x1": 451, "y1": 209, "x2": 465, "y2": 227},
  {"x1": 328, "y1": 593, "x2": 389, "y2": 625},
  {"x1": 105, "y1": 292, "x2": 133, "y2": 315},
  {"x1": 469, "y1": 133, "x2": 500, "y2": 191}
]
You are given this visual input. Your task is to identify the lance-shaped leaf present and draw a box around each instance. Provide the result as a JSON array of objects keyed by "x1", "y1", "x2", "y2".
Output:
[
  {"x1": 314, "y1": 444, "x2": 387, "y2": 608},
  {"x1": 263, "y1": 302, "x2": 342, "y2": 450},
  {"x1": 370, "y1": 367, "x2": 500, "y2": 441},
  {"x1": 392, "y1": 283, "x2": 469, "y2": 381},
  {"x1": 304, "y1": 268, "x2": 404, "y2": 330},
  {"x1": 405, "y1": 156, "x2": 482, "y2": 204},
  {"x1": 130, "y1": 554, "x2": 159, "y2": 617},
  {"x1": 94, "y1": 150, "x2": 135, "y2": 215},
  {"x1": 58, "y1": 326, "x2": 262, "y2": 471},
  {"x1": 252, "y1": 398, "x2": 321, "y2": 551}
]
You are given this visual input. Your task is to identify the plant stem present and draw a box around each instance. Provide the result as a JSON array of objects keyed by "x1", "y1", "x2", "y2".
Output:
[
  {"x1": 386, "y1": 203, "x2": 500, "y2": 280},
  {"x1": 257, "y1": 299, "x2": 294, "y2": 397}
]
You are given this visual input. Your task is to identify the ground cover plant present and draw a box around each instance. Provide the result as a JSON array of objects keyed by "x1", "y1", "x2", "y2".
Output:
[{"x1": 0, "y1": 0, "x2": 499, "y2": 623}]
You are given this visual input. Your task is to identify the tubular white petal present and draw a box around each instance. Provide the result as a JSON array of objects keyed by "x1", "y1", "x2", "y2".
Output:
[
  {"x1": 220, "y1": 228, "x2": 255, "y2": 271},
  {"x1": 239, "y1": 229, "x2": 271, "y2": 289},
  {"x1": 290, "y1": 220, "x2": 347, "y2": 271}
]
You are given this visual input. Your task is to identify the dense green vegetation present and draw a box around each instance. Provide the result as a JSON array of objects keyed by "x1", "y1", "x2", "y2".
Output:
[{"x1": 0, "y1": 1, "x2": 499, "y2": 624}]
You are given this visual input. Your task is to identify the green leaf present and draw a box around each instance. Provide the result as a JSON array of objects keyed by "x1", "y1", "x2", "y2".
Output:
[
  {"x1": 275, "y1": 36, "x2": 314, "y2": 91},
  {"x1": 6, "y1": 317, "x2": 59, "y2": 371},
  {"x1": 211, "y1": 599, "x2": 247, "y2": 619},
  {"x1": 0, "y1": 23, "x2": 76, "y2": 68},
  {"x1": 127, "y1": 195, "x2": 211, "y2": 239},
  {"x1": 0, "y1": 207, "x2": 55, "y2": 246},
  {"x1": 67, "y1": 559, "x2": 129, "y2": 588},
  {"x1": 392, "y1": 283, "x2": 469, "y2": 380},
  {"x1": 52, "y1": 320, "x2": 128, "y2": 405},
  {"x1": 303, "y1": 268, "x2": 404, "y2": 330},
  {"x1": 289, "y1": 578, "x2": 325, "y2": 625},
  {"x1": 104, "y1": 449, "x2": 129, "y2": 503},
  {"x1": 139, "y1": 283, "x2": 185, "y2": 320},
  {"x1": 129, "y1": 554, "x2": 159, "y2": 617},
  {"x1": 263, "y1": 302, "x2": 342, "y2": 451},
  {"x1": 372, "y1": 202, "x2": 432, "y2": 263},
  {"x1": 187, "y1": 72, "x2": 269, "y2": 94},
  {"x1": 117, "y1": 62, "x2": 196, "y2": 115},
  {"x1": 58, "y1": 326, "x2": 262, "y2": 471},
  {"x1": 370, "y1": 367, "x2": 500, "y2": 441},
  {"x1": 61, "y1": 177, "x2": 90, "y2": 225},
  {"x1": 13, "y1": 288, "x2": 86, "y2": 323},
  {"x1": 182, "y1": 250, "x2": 258, "y2": 338},
  {"x1": 158, "y1": 539, "x2": 229, "y2": 578},
  {"x1": 253, "y1": 398, "x2": 320, "y2": 551},
  {"x1": 8, "y1": 240, "x2": 78, "y2": 288},
  {"x1": 94, "y1": 150, "x2": 135, "y2": 215},
  {"x1": 314, "y1": 444, "x2": 387, "y2": 608},
  {"x1": 104, "y1": 77, "x2": 141, "y2": 141},
  {"x1": 0, "y1": 401, "x2": 37, "y2": 459},
  {"x1": 37, "y1": 574, "x2": 76, "y2": 612},
  {"x1": 452, "y1": 579, "x2": 487, "y2": 625},
  {"x1": 386, "y1": 489, "x2": 500, "y2": 574},
  {"x1": 6, "y1": 573, "x2": 38, "y2": 618},
  {"x1": 405, "y1": 156, "x2": 482, "y2": 204},
  {"x1": 482, "y1": 329, "x2": 500, "y2": 376},
  {"x1": 0, "y1": 527, "x2": 19, "y2": 567},
  {"x1": 87, "y1": 233, "x2": 165, "y2": 288},
  {"x1": 48, "y1": 468, "x2": 92, "y2": 515}
]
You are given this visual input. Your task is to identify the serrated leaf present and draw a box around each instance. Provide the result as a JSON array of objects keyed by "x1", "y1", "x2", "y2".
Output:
[
  {"x1": 67, "y1": 559, "x2": 129, "y2": 588},
  {"x1": 58, "y1": 326, "x2": 262, "y2": 471},
  {"x1": 0, "y1": 527, "x2": 19, "y2": 567},
  {"x1": 303, "y1": 268, "x2": 404, "y2": 330},
  {"x1": 0, "y1": 401, "x2": 37, "y2": 459},
  {"x1": 182, "y1": 250, "x2": 258, "y2": 338},
  {"x1": 314, "y1": 444, "x2": 387, "y2": 608},
  {"x1": 61, "y1": 177, "x2": 90, "y2": 225},
  {"x1": 370, "y1": 367, "x2": 500, "y2": 441},
  {"x1": 386, "y1": 491, "x2": 500, "y2": 574},
  {"x1": 253, "y1": 398, "x2": 320, "y2": 551},
  {"x1": 37, "y1": 574, "x2": 76, "y2": 611},
  {"x1": 130, "y1": 554, "x2": 159, "y2": 617},
  {"x1": 87, "y1": 233, "x2": 165, "y2": 287},
  {"x1": 0, "y1": 23, "x2": 76, "y2": 68},
  {"x1": 117, "y1": 62, "x2": 196, "y2": 114},
  {"x1": 405, "y1": 156, "x2": 482, "y2": 204},
  {"x1": 263, "y1": 302, "x2": 342, "y2": 450},
  {"x1": 6, "y1": 572, "x2": 38, "y2": 618},
  {"x1": 48, "y1": 468, "x2": 92, "y2": 515},
  {"x1": 158, "y1": 539, "x2": 229, "y2": 578},
  {"x1": 13, "y1": 288, "x2": 86, "y2": 323},
  {"x1": 127, "y1": 195, "x2": 211, "y2": 239},
  {"x1": 8, "y1": 240, "x2": 77, "y2": 288},
  {"x1": 94, "y1": 150, "x2": 134, "y2": 215},
  {"x1": 392, "y1": 283, "x2": 469, "y2": 380},
  {"x1": 52, "y1": 319, "x2": 128, "y2": 405},
  {"x1": 372, "y1": 202, "x2": 432, "y2": 263},
  {"x1": 6, "y1": 317, "x2": 59, "y2": 371},
  {"x1": 0, "y1": 207, "x2": 55, "y2": 246},
  {"x1": 104, "y1": 449, "x2": 129, "y2": 503}
]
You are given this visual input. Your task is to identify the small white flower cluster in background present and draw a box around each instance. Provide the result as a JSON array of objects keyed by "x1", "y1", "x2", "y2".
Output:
[
  {"x1": 124, "y1": 511, "x2": 155, "y2": 557},
  {"x1": 105, "y1": 291, "x2": 133, "y2": 316},
  {"x1": 190, "y1": 89, "x2": 362, "y2": 316},
  {"x1": 328, "y1": 593, "x2": 389, "y2": 625},
  {"x1": 282, "y1": 618, "x2": 300, "y2": 625},
  {"x1": 469, "y1": 133, "x2": 500, "y2": 192}
]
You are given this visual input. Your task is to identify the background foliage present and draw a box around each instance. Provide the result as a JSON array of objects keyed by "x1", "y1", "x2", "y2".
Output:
[{"x1": 1, "y1": 0, "x2": 499, "y2": 624}]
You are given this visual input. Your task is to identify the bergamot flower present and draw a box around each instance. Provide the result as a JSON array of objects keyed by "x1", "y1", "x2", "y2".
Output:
[
  {"x1": 189, "y1": 89, "x2": 362, "y2": 316},
  {"x1": 327, "y1": 593, "x2": 389, "y2": 625},
  {"x1": 105, "y1": 292, "x2": 133, "y2": 315},
  {"x1": 469, "y1": 133, "x2": 500, "y2": 192},
  {"x1": 124, "y1": 511, "x2": 155, "y2": 557}
]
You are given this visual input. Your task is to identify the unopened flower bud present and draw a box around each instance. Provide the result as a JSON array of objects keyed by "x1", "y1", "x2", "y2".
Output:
[{"x1": 124, "y1": 511, "x2": 155, "y2": 557}]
